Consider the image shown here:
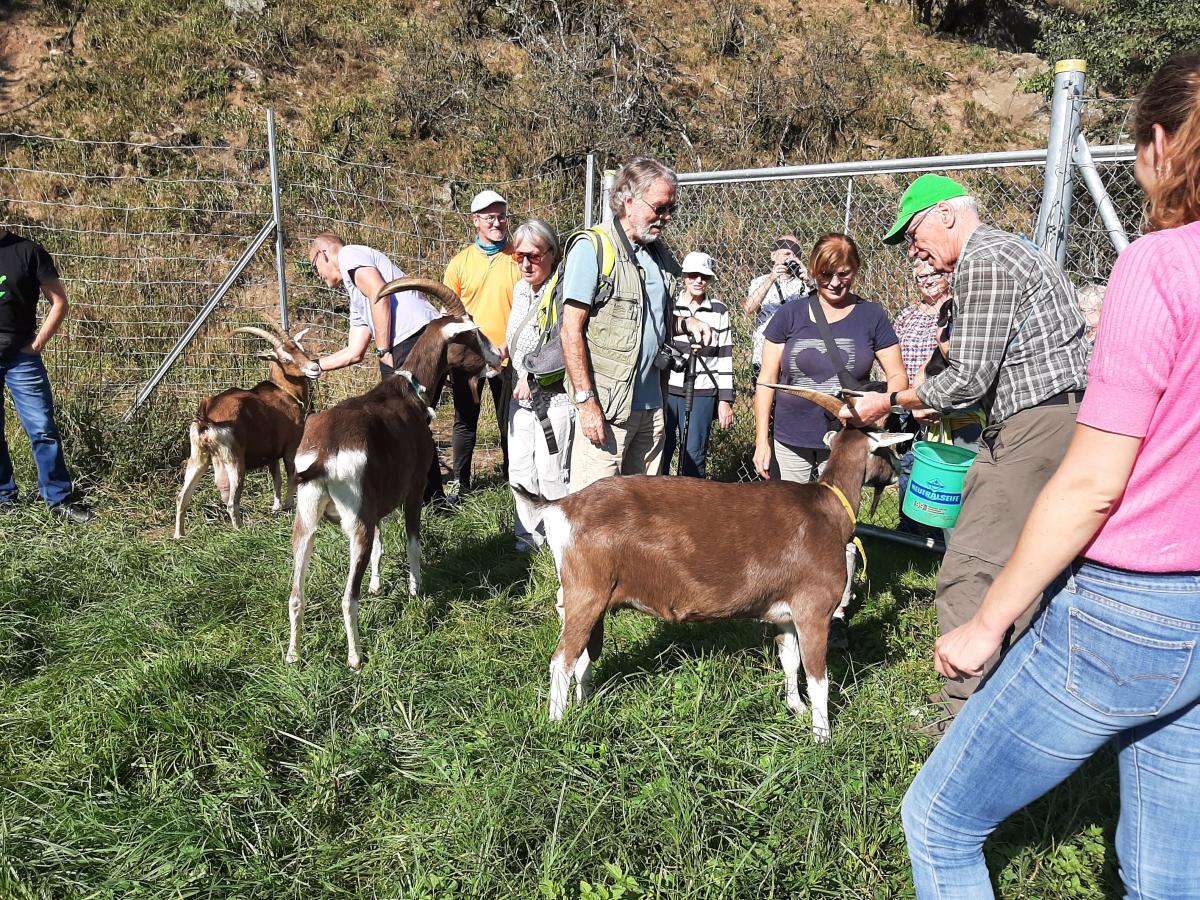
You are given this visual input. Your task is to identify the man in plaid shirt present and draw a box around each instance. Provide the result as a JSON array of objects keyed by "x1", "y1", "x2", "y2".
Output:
[{"x1": 847, "y1": 175, "x2": 1090, "y2": 736}]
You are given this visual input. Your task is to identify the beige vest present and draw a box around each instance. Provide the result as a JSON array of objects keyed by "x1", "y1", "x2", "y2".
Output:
[{"x1": 573, "y1": 219, "x2": 681, "y2": 424}]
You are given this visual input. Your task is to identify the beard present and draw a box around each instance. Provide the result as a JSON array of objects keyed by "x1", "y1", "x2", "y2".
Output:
[{"x1": 635, "y1": 222, "x2": 664, "y2": 244}]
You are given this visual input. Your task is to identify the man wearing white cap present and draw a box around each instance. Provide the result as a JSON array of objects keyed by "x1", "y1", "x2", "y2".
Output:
[{"x1": 443, "y1": 189, "x2": 521, "y2": 493}]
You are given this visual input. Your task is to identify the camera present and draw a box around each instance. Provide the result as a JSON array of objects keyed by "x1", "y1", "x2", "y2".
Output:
[
  {"x1": 783, "y1": 259, "x2": 805, "y2": 280},
  {"x1": 653, "y1": 342, "x2": 688, "y2": 373}
]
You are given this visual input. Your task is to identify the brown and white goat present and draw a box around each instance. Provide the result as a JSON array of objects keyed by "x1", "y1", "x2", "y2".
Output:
[
  {"x1": 174, "y1": 323, "x2": 321, "y2": 539},
  {"x1": 284, "y1": 276, "x2": 501, "y2": 671},
  {"x1": 519, "y1": 387, "x2": 911, "y2": 741}
]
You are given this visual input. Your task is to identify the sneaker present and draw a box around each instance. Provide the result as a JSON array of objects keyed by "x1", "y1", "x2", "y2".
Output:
[
  {"x1": 50, "y1": 500, "x2": 95, "y2": 524},
  {"x1": 827, "y1": 617, "x2": 849, "y2": 652},
  {"x1": 910, "y1": 714, "x2": 955, "y2": 741}
]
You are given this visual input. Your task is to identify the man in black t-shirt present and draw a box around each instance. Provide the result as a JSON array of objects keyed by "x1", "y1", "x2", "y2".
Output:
[{"x1": 0, "y1": 229, "x2": 93, "y2": 523}]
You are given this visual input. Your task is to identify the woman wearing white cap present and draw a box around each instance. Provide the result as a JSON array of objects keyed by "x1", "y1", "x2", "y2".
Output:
[{"x1": 661, "y1": 251, "x2": 734, "y2": 478}]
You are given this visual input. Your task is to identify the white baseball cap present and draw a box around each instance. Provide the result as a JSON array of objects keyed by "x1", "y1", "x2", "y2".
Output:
[
  {"x1": 681, "y1": 251, "x2": 715, "y2": 277},
  {"x1": 470, "y1": 190, "x2": 508, "y2": 213}
]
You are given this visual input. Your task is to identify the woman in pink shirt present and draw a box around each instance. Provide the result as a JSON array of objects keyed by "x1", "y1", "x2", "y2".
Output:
[{"x1": 903, "y1": 53, "x2": 1200, "y2": 899}]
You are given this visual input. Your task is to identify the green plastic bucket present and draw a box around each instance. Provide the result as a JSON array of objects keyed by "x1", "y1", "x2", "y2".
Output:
[{"x1": 902, "y1": 441, "x2": 977, "y2": 528}]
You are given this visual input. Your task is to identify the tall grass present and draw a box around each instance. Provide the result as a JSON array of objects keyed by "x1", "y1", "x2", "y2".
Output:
[{"x1": 0, "y1": 458, "x2": 1121, "y2": 898}]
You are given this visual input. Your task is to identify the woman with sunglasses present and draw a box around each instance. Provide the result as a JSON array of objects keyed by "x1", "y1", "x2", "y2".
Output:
[
  {"x1": 754, "y1": 233, "x2": 907, "y2": 648},
  {"x1": 903, "y1": 52, "x2": 1200, "y2": 898},
  {"x1": 505, "y1": 220, "x2": 571, "y2": 551},
  {"x1": 661, "y1": 251, "x2": 734, "y2": 478}
]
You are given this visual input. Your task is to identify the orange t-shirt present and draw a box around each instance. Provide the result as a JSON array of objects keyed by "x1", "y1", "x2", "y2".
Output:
[{"x1": 443, "y1": 243, "x2": 520, "y2": 348}]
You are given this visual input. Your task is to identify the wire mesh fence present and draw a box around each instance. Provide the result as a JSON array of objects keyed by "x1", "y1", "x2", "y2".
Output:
[{"x1": 669, "y1": 137, "x2": 1139, "y2": 526}]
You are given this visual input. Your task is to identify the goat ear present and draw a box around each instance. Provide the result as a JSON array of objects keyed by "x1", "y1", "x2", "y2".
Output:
[
  {"x1": 822, "y1": 430, "x2": 838, "y2": 449},
  {"x1": 867, "y1": 432, "x2": 914, "y2": 450},
  {"x1": 254, "y1": 349, "x2": 275, "y2": 361},
  {"x1": 292, "y1": 327, "x2": 312, "y2": 347},
  {"x1": 441, "y1": 320, "x2": 478, "y2": 339}
]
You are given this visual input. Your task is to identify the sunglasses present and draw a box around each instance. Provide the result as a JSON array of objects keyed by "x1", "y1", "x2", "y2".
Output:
[
  {"x1": 684, "y1": 272, "x2": 712, "y2": 281},
  {"x1": 817, "y1": 269, "x2": 854, "y2": 285},
  {"x1": 514, "y1": 250, "x2": 547, "y2": 264},
  {"x1": 636, "y1": 196, "x2": 678, "y2": 218}
]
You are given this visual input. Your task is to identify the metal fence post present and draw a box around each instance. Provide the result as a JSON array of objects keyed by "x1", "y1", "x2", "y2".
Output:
[
  {"x1": 1072, "y1": 132, "x2": 1131, "y2": 255},
  {"x1": 843, "y1": 177, "x2": 854, "y2": 234},
  {"x1": 584, "y1": 154, "x2": 596, "y2": 229},
  {"x1": 600, "y1": 170, "x2": 615, "y2": 223},
  {"x1": 267, "y1": 109, "x2": 290, "y2": 332},
  {"x1": 1035, "y1": 59, "x2": 1087, "y2": 265}
]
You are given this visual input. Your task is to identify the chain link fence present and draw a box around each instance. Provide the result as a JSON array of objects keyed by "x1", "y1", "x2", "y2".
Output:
[
  {"x1": 1, "y1": 127, "x2": 586, "y2": 485},
  {"x1": 669, "y1": 134, "x2": 1139, "y2": 528}
]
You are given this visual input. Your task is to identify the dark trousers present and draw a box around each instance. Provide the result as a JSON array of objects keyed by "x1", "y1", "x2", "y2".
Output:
[
  {"x1": 378, "y1": 325, "x2": 445, "y2": 503},
  {"x1": 662, "y1": 392, "x2": 716, "y2": 478},
  {"x1": 450, "y1": 367, "x2": 510, "y2": 493}
]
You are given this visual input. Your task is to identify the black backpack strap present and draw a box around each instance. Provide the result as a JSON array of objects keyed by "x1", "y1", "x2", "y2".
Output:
[
  {"x1": 527, "y1": 379, "x2": 559, "y2": 455},
  {"x1": 808, "y1": 294, "x2": 861, "y2": 391}
]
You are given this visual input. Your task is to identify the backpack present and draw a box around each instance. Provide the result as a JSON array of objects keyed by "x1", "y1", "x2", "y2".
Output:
[{"x1": 522, "y1": 227, "x2": 618, "y2": 391}]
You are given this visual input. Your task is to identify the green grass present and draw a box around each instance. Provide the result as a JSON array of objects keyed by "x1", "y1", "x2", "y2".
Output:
[{"x1": 0, "y1": 460, "x2": 1121, "y2": 898}]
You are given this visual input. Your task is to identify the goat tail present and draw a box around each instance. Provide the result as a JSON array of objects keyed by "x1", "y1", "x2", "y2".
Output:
[
  {"x1": 295, "y1": 461, "x2": 328, "y2": 484},
  {"x1": 511, "y1": 483, "x2": 556, "y2": 510}
]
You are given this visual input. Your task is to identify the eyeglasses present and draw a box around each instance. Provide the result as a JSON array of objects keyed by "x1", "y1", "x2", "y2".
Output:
[
  {"x1": 474, "y1": 212, "x2": 509, "y2": 224},
  {"x1": 914, "y1": 271, "x2": 944, "y2": 283},
  {"x1": 684, "y1": 272, "x2": 712, "y2": 281},
  {"x1": 308, "y1": 248, "x2": 327, "y2": 268},
  {"x1": 904, "y1": 207, "x2": 934, "y2": 246},
  {"x1": 817, "y1": 269, "x2": 854, "y2": 285},
  {"x1": 636, "y1": 196, "x2": 678, "y2": 218},
  {"x1": 514, "y1": 250, "x2": 547, "y2": 264}
]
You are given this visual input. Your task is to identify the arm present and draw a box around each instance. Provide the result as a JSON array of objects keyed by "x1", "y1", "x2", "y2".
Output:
[
  {"x1": 318, "y1": 325, "x2": 372, "y2": 372},
  {"x1": 744, "y1": 267, "x2": 785, "y2": 316},
  {"x1": 934, "y1": 425, "x2": 1139, "y2": 678},
  {"x1": 352, "y1": 266, "x2": 394, "y2": 365},
  {"x1": 717, "y1": 309, "x2": 735, "y2": 428},
  {"x1": 561, "y1": 300, "x2": 606, "y2": 446},
  {"x1": 29, "y1": 279, "x2": 69, "y2": 351},
  {"x1": 753, "y1": 340, "x2": 784, "y2": 478}
]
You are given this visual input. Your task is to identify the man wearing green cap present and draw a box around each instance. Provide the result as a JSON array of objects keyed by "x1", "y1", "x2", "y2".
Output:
[{"x1": 845, "y1": 174, "x2": 1091, "y2": 736}]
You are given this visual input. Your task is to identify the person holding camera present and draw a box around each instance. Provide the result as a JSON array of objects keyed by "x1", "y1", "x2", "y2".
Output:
[
  {"x1": 744, "y1": 234, "x2": 814, "y2": 378},
  {"x1": 661, "y1": 252, "x2": 734, "y2": 478},
  {"x1": 754, "y1": 233, "x2": 907, "y2": 649},
  {"x1": 560, "y1": 157, "x2": 712, "y2": 492}
]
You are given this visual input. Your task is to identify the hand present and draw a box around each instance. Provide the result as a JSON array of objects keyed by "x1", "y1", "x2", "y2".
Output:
[
  {"x1": 685, "y1": 316, "x2": 713, "y2": 347},
  {"x1": 770, "y1": 262, "x2": 789, "y2": 280},
  {"x1": 496, "y1": 342, "x2": 509, "y2": 363},
  {"x1": 21, "y1": 341, "x2": 41, "y2": 354},
  {"x1": 379, "y1": 350, "x2": 394, "y2": 368},
  {"x1": 513, "y1": 378, "x2": 532, "y2": 402},
  {"x1": 579, "y1": 400, "x2": 608, "y2": 447},
  {"x1": 717, "y1": 401, "x2": 734, "y2": 429},
  {"x1": 934, "y1": 616, "x2": 1006, "y2": 680},
  {"x1": 838, "y1": 391, "x2": 889, "y2": 425},
  {"x1": 753, "y1": 442, "x2": 772, "y2": 480},
  {"x1": 913, "y1": 407, "x2": 941, "y2": 425}
]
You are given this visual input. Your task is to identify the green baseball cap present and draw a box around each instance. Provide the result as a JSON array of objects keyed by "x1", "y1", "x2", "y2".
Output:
[{"x1": 881, "y1": 174, "x2": 969, "y2": 245}]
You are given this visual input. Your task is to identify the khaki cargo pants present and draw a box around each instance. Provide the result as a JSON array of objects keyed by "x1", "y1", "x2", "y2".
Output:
[{"x1": 936, "y1": 400, "x2": 1079, "y2": 710}]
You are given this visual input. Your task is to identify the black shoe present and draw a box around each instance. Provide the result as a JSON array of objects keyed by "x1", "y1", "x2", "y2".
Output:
[
  {"x1": 50, "y1": 500, "x2": 95, "y2": 524},
  {"x1": 0, "y1": 495, "x2": 20, "y2": 512},
  {"x1": 828, "y1": 617, "x2": 849, "y2": 652}
]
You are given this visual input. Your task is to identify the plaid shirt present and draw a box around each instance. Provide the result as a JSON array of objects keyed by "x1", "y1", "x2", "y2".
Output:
[
  {"x1": 894, "y1": 303, "x2": 940, "y2": 384},
  {"x1": 916, "y1": 226, "x2": 1090, "y2": 424}
]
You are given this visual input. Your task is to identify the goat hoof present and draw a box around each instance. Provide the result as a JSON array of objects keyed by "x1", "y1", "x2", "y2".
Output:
[
  {"x1": 812, "y1": 727, "x2": 831, "y2": 744},
  {"x1": 787, "y1": 698, "x2": 807, "y2": 715},
  {"x1": 285, "y1": 651, "x2": 300, "y2": 665},
  {"x1": 368, "y1": 579, "x2": 381, "y2": 595},
  {"x1": 348, "y1": 657, "x2": 363, "y2": 673}
]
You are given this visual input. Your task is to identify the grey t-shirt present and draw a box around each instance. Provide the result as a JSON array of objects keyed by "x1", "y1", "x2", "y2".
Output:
[{"x1": 340, "y1": 244, "x2": 438, "y2": 347}]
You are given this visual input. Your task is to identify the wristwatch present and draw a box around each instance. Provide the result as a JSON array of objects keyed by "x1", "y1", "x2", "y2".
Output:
[
  {"x1": 375, "y1": 346, "x2": 390, "y2": 358},
  {"x1": 889, "y1": 391, "x2": 905, "y2": 415},
  {"x1": 574, "y1": 389, "x2": 596, "y2": 404}
]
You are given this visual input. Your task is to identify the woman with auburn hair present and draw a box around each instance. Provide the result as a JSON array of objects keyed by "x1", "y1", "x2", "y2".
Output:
[
  {"x1": 754, "y1": 232, "x2": 907, "y2": 649},
  {"x1": 902, "y1": 53, "x2": 1200, "y2": 899}
]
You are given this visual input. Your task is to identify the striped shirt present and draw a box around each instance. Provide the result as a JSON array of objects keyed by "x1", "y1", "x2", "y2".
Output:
[
  {"x1": 668, "y1": 295, "x2": 734, "y2": 402},
  {"x1": 916, "y1": 225, "x2": 1090, "y2": 424}
]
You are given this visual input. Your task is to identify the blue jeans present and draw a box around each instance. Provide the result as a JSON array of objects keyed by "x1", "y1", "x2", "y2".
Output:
[
  {"x1": 903, "y1": 561, "x2": 1200, "y2": 899},
  {"x1": 0, "y1": 351, "x2": 74, "y2": 506},
  {"x1": 662, "y1": 392, "x2": 716, "y2": 478}
]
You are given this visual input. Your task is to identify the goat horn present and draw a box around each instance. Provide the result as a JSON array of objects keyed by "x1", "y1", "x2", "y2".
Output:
[
  {"x1": 376, "y1": 276, "x2": 468, "y2": 318},
  {"x1": 292, "y1": 327, "x2": 312, "y2": 344},
  {"x1": 258, "y1": 317, "x2": 292, "y2": 343},
  {"x1": 756, "y1": 383, "x2": 846, "y2": 417},
  {"x1": 231, "y1": 326, "x2": 283, "y2": 349}
]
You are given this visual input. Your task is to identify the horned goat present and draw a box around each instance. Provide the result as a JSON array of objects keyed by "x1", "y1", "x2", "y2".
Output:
[
  {"x1": 284, "y1": 276, "x2": 501, "y2": 671},
  {"x1": 518, "y1": 387, "x2": 912, "y2": 741},
  {"x1": 174, "y1": 322, "x2": 321, "y2": 539}
]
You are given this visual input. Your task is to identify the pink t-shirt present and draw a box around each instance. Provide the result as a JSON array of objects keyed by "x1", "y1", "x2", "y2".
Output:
[{"x1": 1077, "y1": 219, "x2": 1200, "y2": 571}]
